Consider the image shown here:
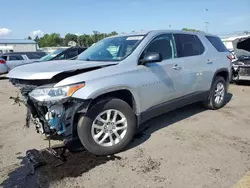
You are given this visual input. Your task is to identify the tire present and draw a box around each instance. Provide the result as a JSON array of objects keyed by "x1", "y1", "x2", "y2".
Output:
[
  {"x1": 77, "y1": 98, "x2": 136, "y2": 155},
  {"x1": 204, "y1": 76, "x2": 227, "y2": 110}
]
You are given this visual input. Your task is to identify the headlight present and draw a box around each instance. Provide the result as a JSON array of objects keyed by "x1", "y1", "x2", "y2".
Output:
[{"x1": 29, "y1": 83, "x2": 85, "y2": 102}]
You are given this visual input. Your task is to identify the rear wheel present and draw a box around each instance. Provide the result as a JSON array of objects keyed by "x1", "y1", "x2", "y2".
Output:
[
  {"x1": 77, "y1": 98, "x2": 136, "y2": 155},
  {"x1": 204, "y1": 76, "x2": 227, "y2": 110}
]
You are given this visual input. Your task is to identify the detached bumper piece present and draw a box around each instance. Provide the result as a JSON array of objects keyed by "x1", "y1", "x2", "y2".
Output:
[
  {"x1": 26, "y1": 145, "x2": 69, "y2": 169},
  {"x1": 26, "y1": 149, "x2": 46, "y2": 171}
]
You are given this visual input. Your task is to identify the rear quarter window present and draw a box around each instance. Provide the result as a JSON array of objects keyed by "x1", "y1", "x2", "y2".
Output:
[{"x1": 205, "y1": 36, "x2": 228, "y2": 52}]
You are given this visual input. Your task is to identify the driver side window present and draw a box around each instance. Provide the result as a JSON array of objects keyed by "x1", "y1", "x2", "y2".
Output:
[{"x1": 144, "y1": 34, "x2": 176, "y2": 60}]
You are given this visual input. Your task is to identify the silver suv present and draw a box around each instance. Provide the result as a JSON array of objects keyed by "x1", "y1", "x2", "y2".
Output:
[{"x1": 7, "y1": 30, "x2": 232, "y2": 155}]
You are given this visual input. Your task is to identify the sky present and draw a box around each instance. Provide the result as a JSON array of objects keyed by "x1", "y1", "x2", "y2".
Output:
[{"x1": 0, "y1": 0, "x2": 249, "y2": 39}]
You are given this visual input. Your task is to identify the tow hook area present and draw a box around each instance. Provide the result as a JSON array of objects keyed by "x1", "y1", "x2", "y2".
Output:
[{"x1": 45, "y1": 104, "x2": 66, "y2": 135}]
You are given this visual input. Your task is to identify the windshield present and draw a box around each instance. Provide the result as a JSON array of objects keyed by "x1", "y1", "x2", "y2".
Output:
[
  {"x1": 77, "y1": 35, "x2": 145, "y2": 61},
  {"x1": 39, "y1": 48, "x2": 66, "y2": 62}
]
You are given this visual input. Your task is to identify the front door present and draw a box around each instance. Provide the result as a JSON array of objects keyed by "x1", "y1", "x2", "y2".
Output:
[{"x1": 137, "y1": 34, "x2": 184, "y2": 112}]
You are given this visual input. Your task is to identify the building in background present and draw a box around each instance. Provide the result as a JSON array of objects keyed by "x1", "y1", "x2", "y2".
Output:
[{"x1": 0, "y1": 39, "x2": 37, "y2": 53}]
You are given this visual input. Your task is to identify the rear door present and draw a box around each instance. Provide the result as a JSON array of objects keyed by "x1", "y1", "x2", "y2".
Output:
[
  {"x1": 173, "y1": 33, "x2": 206, "y2": 94},
  {"x1": 204, "y1": 36, "x2": 230, "y2": 89}
]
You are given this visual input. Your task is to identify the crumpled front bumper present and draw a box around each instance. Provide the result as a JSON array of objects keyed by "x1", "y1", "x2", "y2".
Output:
[{"x1": 28, "y1": 97, "x2": 91, "y2": 138}]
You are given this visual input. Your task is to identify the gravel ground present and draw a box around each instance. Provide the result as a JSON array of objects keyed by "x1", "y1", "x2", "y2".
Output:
[{"x1": 0, "y1": 77, "x2": 249, "y2": 188}]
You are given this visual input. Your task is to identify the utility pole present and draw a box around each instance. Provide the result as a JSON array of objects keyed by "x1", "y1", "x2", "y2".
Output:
[{"x1": 204, "y1": 21, "x2": 209, "y2": 33}]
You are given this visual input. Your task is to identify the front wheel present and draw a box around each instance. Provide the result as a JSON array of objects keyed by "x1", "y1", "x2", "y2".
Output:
[
  {"x1": 204, "y1": 76, "x2": 227, "y2": 110},
  {"x1": 77, "y1": 98, "x2": 136, "y2": 155}
]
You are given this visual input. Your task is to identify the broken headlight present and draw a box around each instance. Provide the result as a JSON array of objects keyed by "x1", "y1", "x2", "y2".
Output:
[{"x1": 29, "y1": 83, "x2": 85, "y2": 102}]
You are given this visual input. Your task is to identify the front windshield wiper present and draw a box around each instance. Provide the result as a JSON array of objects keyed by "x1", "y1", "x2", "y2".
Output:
[{"x1": 80, "y1": 58, "x2": 119, "y2": 62}]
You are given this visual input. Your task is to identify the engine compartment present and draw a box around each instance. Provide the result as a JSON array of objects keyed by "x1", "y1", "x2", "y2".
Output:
[{"x1": 9, "y1": 77, "x2": 91, "y2": 139}]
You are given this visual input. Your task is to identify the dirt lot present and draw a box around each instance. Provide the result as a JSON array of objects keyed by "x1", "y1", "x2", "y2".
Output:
[{"x1": 0, "y1": 77, "x2": 249, "y2": 188}]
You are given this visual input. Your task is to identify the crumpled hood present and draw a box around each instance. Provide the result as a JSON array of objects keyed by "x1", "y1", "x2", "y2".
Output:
[
  {"x1": 232, "y1": 36, "x2": 250, "y2": 59},
  {"x1": 7, "y1": 60, "x2": 118, "y2": 80}
]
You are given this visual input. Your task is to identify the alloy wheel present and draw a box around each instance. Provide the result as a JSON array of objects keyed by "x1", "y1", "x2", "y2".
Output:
[
  {"x1": 91, "y1": 109, "x2": 127, "y2": 147},
  {"x1": 214, "y1": 82, "x2": 225, "y2": 104}
]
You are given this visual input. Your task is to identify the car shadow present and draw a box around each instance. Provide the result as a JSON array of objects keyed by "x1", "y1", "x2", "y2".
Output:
[
  {"x1": 0, "y1": 157, "x2": 40, "y2": 188},
  {"x1": 0, "y1": 149, "x2": 121, "y2": 188},
  {"x1": 233, "y1": 81, "x2": 250, "y2": 86},
  {"x1": 127, "y1": 93, "x2": 233, "y2": 151}
]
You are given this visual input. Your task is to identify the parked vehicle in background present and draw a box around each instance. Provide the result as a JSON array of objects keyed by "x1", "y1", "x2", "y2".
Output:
[
  {"x1": 0, "y1": 46, "x2": 14, "y2": 54},
  {"x1": 39, "y1": 47, "x2": 87, "y2": 62},
  {"x1": 1, "y1": 51, "x2": 46, "y2": 70},
  {"x1": 231, "y1": 36, "x2": 250, "y2": 83},
  {"x1": 0, "y1": 57, "x2": 8, "y2": 75},
  {"x1": 8, "y1": 30, "x2": 231, "y2": 156}
]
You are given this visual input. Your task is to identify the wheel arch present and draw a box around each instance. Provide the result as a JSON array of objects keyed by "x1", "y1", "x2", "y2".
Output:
[
  {"x1": 212, "y1": 68, "x2": 230, "y2": 84},
  {"x1": 208, "y1": 68, "x2": 229, "y2": 100},
  {"x1": 88, "y1": 88, "x2": 140, "y2": 115}
]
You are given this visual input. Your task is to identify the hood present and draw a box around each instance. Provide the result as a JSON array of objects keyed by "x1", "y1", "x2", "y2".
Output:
[
  {"x1": 7, "y1": 60, "x2": 118, "y2": 80},
  {"x1": 232, "y1": 36, "x2": 250, "y2": 59}
]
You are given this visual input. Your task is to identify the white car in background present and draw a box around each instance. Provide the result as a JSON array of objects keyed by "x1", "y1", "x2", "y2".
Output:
[
  {"x1": 1, "y1": 51, "x2": 46, "y2": 70},
  {"x1": 0, "y1": 57, "x2": 8, "y2": 75}
]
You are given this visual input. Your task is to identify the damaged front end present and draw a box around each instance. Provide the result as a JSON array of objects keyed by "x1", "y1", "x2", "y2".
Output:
[
  {"x1": 232, "y1": 36, "x2": 250, "y2": 82},
  {"x1": 9, "y1": 78, "x2": 91, "y2": 149}
]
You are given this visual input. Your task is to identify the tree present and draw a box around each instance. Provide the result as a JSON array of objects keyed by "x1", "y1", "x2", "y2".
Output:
[
  {"x1": 64, "y1": 33, "x2": 78, "y2": 45},
  {"x1": 37, "y1": 33, "x2": 62, "y2": 47},
  {"x1": 182, "y1": 28, "x2": 201, "y2": 32},
  {"x1": 35, "y1": 31, "x2": 119, "y2": 48},
  {"x1": 109, "y1": 31, "x2": 118, "y2": 36},
  {"x1": 27, "y1": 36, "x2": 32, "y2": 40},
  {"x1": 34, "y1": 36, "x2": 39, "y2": 43}
]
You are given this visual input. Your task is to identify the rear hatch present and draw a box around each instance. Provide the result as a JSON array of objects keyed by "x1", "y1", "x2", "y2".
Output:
[{"x1": 232, "y1": 36, "x2": 250, "y2": 63}]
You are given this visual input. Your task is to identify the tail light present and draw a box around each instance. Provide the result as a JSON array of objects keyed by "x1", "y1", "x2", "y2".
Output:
[
  {"x1": 227, "y1": 55, "x2": 233, "y2": 62},
  {"x1": 0, "y1": 59, "x2": 6, "y2": 64}
]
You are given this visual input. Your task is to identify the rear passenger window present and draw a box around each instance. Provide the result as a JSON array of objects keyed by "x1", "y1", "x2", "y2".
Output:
[
  {"x1": 205, "y1": 36, "x2": 228, "y2": 52},
  {"x1": 174, "y1": 34, "x2": 205, "y2": 57},
  {"x1": 9, "y1": 55, "x2": 24, "y2": 60}
]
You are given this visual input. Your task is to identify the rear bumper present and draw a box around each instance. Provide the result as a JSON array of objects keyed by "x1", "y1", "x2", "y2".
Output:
[{"x1": 0, "y1": 64, "x2": 8, "y2": 74}]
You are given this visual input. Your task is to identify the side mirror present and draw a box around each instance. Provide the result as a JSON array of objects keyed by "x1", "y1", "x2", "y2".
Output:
[{"x1": 140, "y1": 52, "x2": 162, "y2": 65}]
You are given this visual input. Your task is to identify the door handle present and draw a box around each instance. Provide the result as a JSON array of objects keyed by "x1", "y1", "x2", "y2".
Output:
[
  {"x1": 206, "y1": 60, "x2": 213, "y2": 64},
  {"x1": 173, "y1": 64, "x2": 182, "y2": 70}
]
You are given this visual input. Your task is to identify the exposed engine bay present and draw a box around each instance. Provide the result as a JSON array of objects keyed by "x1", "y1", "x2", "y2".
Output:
[
  {"x1": 231, "y1": 36, "x2": 250, "y2": 82},
  {"x1": 8, "y1": 61, "x2": 118, "y2": 138}
]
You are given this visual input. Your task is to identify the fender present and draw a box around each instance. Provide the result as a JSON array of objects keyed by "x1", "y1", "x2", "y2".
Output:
[{"x1": 73, "y1": 85, "x2": 141, "y2": 115}]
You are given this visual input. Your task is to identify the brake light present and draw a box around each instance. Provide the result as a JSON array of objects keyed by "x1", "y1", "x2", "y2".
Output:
[
  {"x1": 0, "y1": 59, "x2": 6, "y2": 64},
  {"x1": 227, "y1": 55, "x2": 233, "y2": 62}
]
